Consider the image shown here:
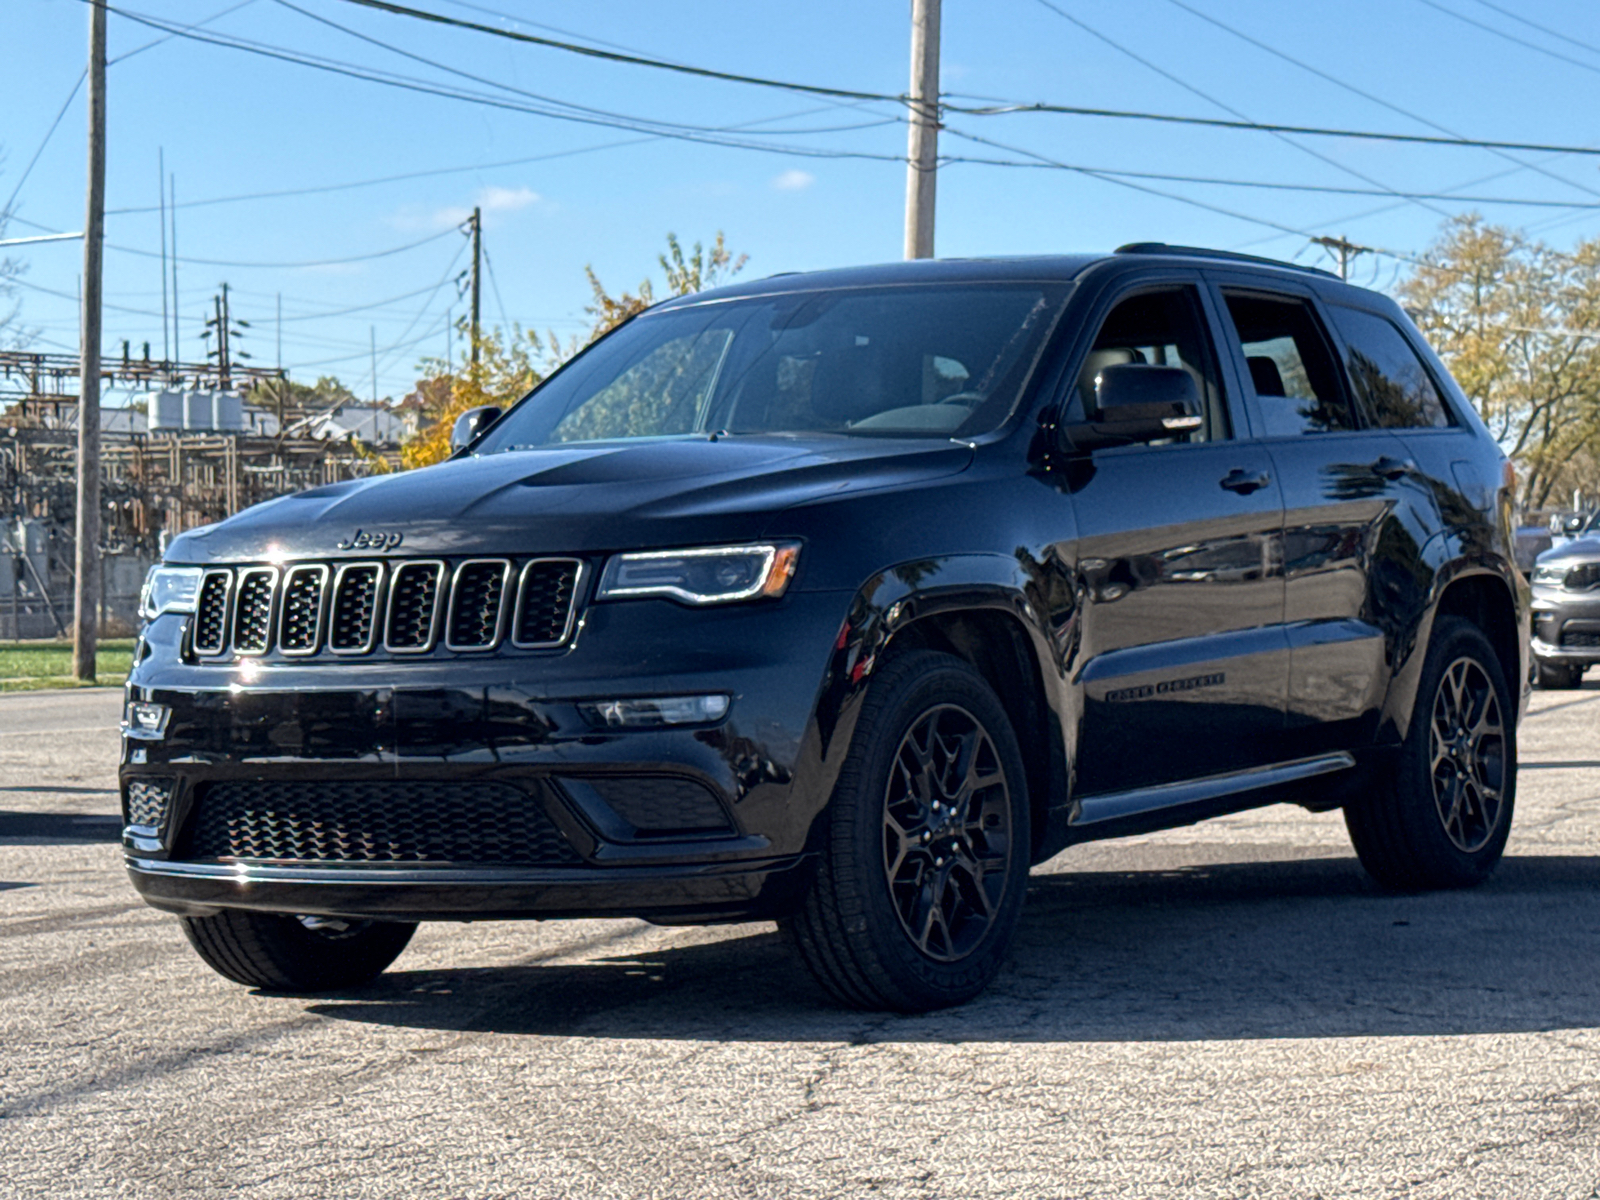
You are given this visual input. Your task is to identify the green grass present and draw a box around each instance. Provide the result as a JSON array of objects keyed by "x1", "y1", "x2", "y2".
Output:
[{"x1": 0, "y1": 639, "x2": 135, "y2": 692}]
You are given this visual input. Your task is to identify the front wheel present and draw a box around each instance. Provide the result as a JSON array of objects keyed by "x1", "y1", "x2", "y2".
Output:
[
  {"x1": 1345, "y1": 617, "x2": 1516, "y2": 891},
  {"x1": 181, "y1": 910, "x2": 417, "y2": 991},
  {"x1": 782, "y1": 650, "x2": 1031, "y2": 1012}
]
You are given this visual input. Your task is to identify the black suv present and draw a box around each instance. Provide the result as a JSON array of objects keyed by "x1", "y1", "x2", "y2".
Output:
[{"x1": 123, "y1": 245, "x2": 1528, "y2": 1011}]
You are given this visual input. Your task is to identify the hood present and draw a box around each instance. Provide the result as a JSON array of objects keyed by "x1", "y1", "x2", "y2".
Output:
[
  {"x1": 1536, "y1": 534, "x2": 1600, "y2": 566},
  {"x1": 166, "y1": 434, "x2": 974, "y2": 563}
]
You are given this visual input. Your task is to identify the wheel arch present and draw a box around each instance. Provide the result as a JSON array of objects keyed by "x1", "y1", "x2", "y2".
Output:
[
  {"x1": 1380, "y1": 555, "x2": 1528, "y2": 743},
  {"x1": 816, "y1": 554, "x2": 1073, "y2": 865}
]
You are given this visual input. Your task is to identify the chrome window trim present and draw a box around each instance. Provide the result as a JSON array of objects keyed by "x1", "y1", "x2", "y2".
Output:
[
  {"x1": 231, "y1": 566, "x2": 279, "y2": 656},
  {"x1": 327, "y1": 561, "x2": 386, "y2": 656},
  {"x1": 384, "y1": 559, "x2": 447, "y2": 654},
  {"x1": 277, "y1": 564, "x2": 330, "y2": 657},
  {"x1": 191, "y1": 568, "x2": 234, "y2": 657},
  {"x1": 444, "y1": 558, "x2": 512, "y2": 652},
  {"x1": 511, "y1": 557, "x2": 586, "y2": 649}
]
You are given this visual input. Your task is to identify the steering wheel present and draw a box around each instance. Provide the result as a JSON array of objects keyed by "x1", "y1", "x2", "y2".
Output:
[{"x1": 937, "y1": 391, "x2": 984, "y2": 406}]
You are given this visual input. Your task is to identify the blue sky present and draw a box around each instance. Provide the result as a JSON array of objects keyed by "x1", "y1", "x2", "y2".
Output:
[{"x1": 6, "y1": 0, "x2": 1600, "y2": 404}]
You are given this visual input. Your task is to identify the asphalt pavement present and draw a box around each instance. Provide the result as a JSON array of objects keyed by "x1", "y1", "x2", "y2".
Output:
[{"x1": 2, "y1": 686, "x2": 1598, "y2": 1198}]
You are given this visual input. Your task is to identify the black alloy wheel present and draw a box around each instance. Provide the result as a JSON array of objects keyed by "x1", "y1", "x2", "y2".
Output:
[
  {"x1": 783, "y1": 649, "x2": 1030, "y2": 1012},
  {"x1": 881, "y1": 704, "x2": 1014, "y2": 963},
  {"x1": 1345, "y1": 616, "x2": 1516, "y2": 890},
  {"x1": 1428, "y1": 657, "x2": 1508, "y2": 854}
]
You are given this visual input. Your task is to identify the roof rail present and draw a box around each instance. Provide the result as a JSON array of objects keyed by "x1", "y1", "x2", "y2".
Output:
[{"x1": 1114, "y1": 242, "x2": 1338, "y2": 279}]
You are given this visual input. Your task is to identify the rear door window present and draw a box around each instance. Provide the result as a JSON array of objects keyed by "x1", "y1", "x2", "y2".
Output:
[
  {"x1": 1220, "y1": 292, "x2": 1355, "y2": 437},
  {"x1": 1326, "y1": 305, "x2": 1453, "y2": 429}
]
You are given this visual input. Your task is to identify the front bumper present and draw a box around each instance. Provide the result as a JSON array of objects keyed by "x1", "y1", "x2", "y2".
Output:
[
  {"x1": 126, "y1": 854, "x2": 814, "y2": 924},
  {"x1": 120, "y1": 587, "x2": 852, "y2": 924},
  {"x1": 1531, "y1": 587, "x2": 1600, "y2": 664}
]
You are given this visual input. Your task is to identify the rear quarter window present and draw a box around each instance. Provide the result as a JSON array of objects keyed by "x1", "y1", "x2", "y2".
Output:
[{"x1": 1327, "y1": 304, "x2": 1454, "y2": 430}]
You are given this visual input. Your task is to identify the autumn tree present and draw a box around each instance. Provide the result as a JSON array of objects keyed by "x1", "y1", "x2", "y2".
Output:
[
  {"x1": 400, "y1": 231, "x2": 746, "y2": 469},
  {"x1": 1401, "y1": 215, "x2": 1600, "y2": 507}
]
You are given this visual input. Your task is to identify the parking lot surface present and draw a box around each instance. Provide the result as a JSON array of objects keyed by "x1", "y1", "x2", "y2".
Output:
[{"x1": 2, "y1": 686, "x2": 1598, "y2": 1198}]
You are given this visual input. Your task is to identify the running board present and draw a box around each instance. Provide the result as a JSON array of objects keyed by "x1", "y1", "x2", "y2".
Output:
[{"x1": 1070, "y1": 752, "x2": 1356, "y2": 827}]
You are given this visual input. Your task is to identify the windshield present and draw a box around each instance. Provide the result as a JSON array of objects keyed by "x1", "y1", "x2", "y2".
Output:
[{"x1": 473, "y1": 283, "x2": 1069, "y2": 451}]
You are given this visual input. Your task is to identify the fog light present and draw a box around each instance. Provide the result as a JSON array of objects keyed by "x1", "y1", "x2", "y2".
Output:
[
  {"x1": 125, "y1": 778, "x2": 174, "y2": 832},
  {"x1": 123, "y1": 701, "x2": 170, "y2": 740},
  {"x1": 579, "y1": 694, "x2": 731, "y2": 729}
]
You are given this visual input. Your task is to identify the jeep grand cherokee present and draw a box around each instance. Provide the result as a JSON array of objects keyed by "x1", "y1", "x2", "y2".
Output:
[{"x1": 122, "y1": 244, "x2": 1528, "y2": 1011}]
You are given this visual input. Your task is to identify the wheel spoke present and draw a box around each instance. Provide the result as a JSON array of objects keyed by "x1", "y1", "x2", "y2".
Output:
[{"x1": 880, "y1": 702, "x2": 1013, "y2": 963}]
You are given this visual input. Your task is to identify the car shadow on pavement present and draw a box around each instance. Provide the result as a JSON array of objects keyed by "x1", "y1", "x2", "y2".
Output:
[
  {"x1": 304, "y1": 852, "x2": 1600, "y2": 1043},
  {"x1": 0, "y1": 810, "x2": 122, "y2": 844}
]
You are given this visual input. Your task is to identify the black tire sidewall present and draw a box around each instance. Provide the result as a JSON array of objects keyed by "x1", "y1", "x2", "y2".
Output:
[
  {"x1": 1393, "y1": 617, "x2": 1518, "y2": 887},
  {"x1": 834, "y1": 651, "x2": 1031, "y2": 1009}
]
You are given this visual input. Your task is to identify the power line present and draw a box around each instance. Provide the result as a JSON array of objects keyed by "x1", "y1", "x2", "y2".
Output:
[
  {"x1": 273, "y1": 0, "x2": 901, "y2": 146},
  {"x1": 1160, "y1": 0, "x2": 1600, "y2": 203},
  {"x1": 949, "y1": 94, "x2": 1600, "y2": 159},
  {"x1": 941, "y1": 124, "x2": 1315, "y2": 243},
  {"x1": 1467, "y1": 0, "x2": 1600, "y2": 61},
  {"x1": 938, "y1": 155, "x2": 1600, "y2": 208},
  {"x1": 1417, "y1": 0, "x2": 1600, "y2": 77},
  {"x1": 8, "y1": 212, "x2": 457, "y2": 268},
  {"x1": 329, "y1": 0, "x2": 906, "y2": 104},
  {"x1": 104, "y1": 5, "x2": 912, "y2": 165},
  {"x1": 1028, "y1": 0, "x2": 1447, "y2": 219}
]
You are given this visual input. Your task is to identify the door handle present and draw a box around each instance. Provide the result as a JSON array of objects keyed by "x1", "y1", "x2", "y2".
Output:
[
  {"x1": 1219, "y1": 468, "x2": 1271, "y2": 495},
  {"x1": 1371, "y1": 455, "x2": 1415, "y2": 481}
]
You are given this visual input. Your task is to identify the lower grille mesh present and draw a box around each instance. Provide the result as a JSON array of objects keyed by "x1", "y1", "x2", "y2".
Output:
[
  {"x1": 1563, "y1": 629, "x2": 1600, "y2": 648},
  {"x1": 187, "y1": 780, "x2": 581, "y2": 865}
]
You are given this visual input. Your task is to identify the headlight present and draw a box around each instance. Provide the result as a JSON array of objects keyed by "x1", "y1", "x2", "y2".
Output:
[
  {"x1": 1532, "y1": 564, "x2": 1565, "y2": 587},
  {"x1": 597, "y1": 543, "x2": 800, "y2": 606},
  {"x1": 139, "y1": 566, "x2": 204, "y2": 618}
]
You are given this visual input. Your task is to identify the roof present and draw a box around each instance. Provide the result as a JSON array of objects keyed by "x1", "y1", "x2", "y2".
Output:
[{"x1": 656, "y1": 245, "x2": 1348, "y2": 311}]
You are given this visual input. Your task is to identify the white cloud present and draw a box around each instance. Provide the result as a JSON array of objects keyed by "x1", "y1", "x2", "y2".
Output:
[
  {"x1": 394, "y1": 185, "x2": 543, "y2": 232},
  {"x1": 479, "y1": 184, "x2": 540, "y2": 212},
  {"x1": 771, "y1": 169, "x2": 816, "y2": 192}
]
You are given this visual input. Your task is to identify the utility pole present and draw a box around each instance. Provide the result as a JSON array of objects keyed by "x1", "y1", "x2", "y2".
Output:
[
  {"x1": 74, "y1": 0, "x2": 106, "y2": 681},
  {"x1": 169, "y1": 173, "x2": 179, "y2": 375},
  {"x1": 370, "y1": 325, "x2": 377, "y2": 404},
  {"x1": 158, "y1": 149, "x2": 168, "y2": 361},
  {"x1": 469, "y1": 206, "x2": 482, "y2": 371},
  {"x1": 1310, "y1": 234, "x2": 1372, "y2": 282},
  {"x1": 903, "y1": 0, "x2": 941, "y2": 260}
]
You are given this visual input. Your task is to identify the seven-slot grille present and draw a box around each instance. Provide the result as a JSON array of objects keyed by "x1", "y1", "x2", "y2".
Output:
[{"x1": 188, "y1": 557, "x2": 582, "y2": 659}]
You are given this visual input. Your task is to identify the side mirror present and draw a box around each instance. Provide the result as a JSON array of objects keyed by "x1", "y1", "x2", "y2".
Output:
[
  {"x1": 450, "y1": 405, "x2": 502, "y2": 454},
  {"x1": 1065, "y1": 363, "x2": 1202, "y2": 451}
]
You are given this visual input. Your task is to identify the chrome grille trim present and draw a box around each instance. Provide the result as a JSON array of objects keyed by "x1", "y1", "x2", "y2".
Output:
[
  {"x1": 327, "y1": 562, "x2": 385, "y2": 655},
  {"x1": 445, "y1": 559, "x2": 512, "y2": 652},
  {"x1": 192, "y1": 569, "x2": 233, "y2": 657},
  {"x1": 232, "y1": 566, "x2": 279, "y2": 655},
  {"x1": 384, "y1": 560, "x2": 446, "y2": 654},
  {"x1": 512, "y1": 558, "x2": 585, "y2": 649},
  {"x1": 278, "y1": 565, "x2": 329, "y2": 656}
]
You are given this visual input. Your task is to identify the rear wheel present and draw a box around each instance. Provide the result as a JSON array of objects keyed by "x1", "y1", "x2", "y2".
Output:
[
  {"x1": 1535, "y1": 657, "x2": 1583, "y2": 690},
  {"x1": 782, "y1": 650, "x2": 1030, "y2": 1012},
  {"x1": 1345, "y1": 617, "x2": 1515, "y2": 890},
  {"x1": 181, "y1": 910, "x2": 416, "y2": 990}
]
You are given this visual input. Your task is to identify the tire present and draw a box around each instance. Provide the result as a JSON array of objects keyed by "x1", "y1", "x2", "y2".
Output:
[
  {"x1": 181, "y1": 910, "x2": 416, "y2": 991},
  {"x1": 1535, "y1": 657, "x2": 1583, "y2": 690},
  {"x1": 1345, "y1": 616, "x2": 1516, "y2": 891},
  {"x1": 781, "y1": 650, "x2": 1031, "y2": 1012}
]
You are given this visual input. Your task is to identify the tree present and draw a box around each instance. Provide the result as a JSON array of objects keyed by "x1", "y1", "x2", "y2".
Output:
[
  {"x1": 1400, "y1": 215, "x2": 1600, "y2": 507},
  {"x1": 400, "y1": 231, "x2": 746, "y2": 469}
]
